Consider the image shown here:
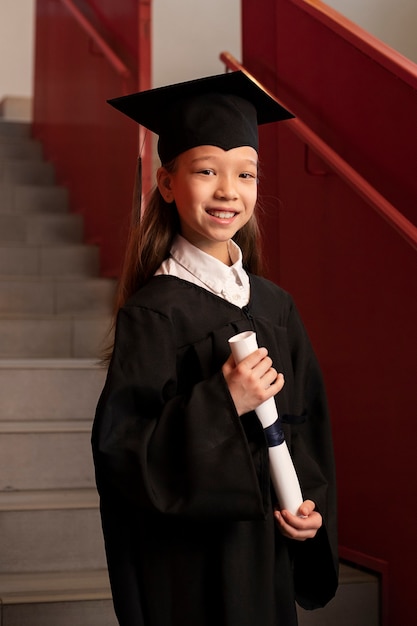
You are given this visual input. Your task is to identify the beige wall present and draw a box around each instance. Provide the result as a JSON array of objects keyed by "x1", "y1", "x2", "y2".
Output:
[
  {"x1": 152, "y1": 0, "x2": 241, "y2": 87},
  {"x1": 0, "y1": 0, "x2": 35, "y2": 101}
]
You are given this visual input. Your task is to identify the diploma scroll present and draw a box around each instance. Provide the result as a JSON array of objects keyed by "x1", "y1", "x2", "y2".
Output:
[{"x1": 228, "y1": 330, "x2": 303, "y2": 515}]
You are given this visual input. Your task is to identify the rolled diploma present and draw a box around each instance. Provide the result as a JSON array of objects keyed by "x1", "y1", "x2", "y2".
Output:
[{"x1": 228, "y1": 330, "x2": 303, "y2": 515}]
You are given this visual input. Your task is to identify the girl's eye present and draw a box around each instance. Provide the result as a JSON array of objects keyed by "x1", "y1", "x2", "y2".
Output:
[
  {"x1": 197, "y1": 169, "x2": 215, "y2": 176},
  {"x1": 240, "y1": 172, "x2": 258, "y2": 180}
]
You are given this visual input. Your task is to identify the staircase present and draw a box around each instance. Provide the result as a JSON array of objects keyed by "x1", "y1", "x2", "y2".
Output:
[
  {"x1": 0, "y1": 116, "x2": 381, "y2": 625},
  {"x1": 0, "y1": 118, "x2": 117, "y2": 625}
]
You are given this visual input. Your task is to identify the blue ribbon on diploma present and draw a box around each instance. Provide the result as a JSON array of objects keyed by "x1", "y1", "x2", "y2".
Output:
[{"x1": 263, "y1": 418, "x2": 285, "y2": 447}]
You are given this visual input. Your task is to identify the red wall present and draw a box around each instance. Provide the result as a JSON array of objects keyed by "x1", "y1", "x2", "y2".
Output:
[
  {"x1": 242, "y1": 1, "x2": 417, "y2": 624},
  {"x1": 33, "y1": 0, "x2": 149, "y2": 276},
  {"x1": 82, "y1": 0, "x2": 139, "y2": 62}
]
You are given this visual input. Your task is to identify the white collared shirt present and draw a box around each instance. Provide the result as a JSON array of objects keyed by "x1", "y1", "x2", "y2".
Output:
[{"x1": 155, "y1": 235, "x2": 250, "y2": 307}]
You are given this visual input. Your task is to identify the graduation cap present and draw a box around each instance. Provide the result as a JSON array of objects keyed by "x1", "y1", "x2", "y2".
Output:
[{"x1": 108, "y1": 70, "x2": 294, "y2": 164}]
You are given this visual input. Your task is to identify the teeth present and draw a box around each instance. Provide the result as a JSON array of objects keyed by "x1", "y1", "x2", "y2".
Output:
[{"x1": 208, "y1": 210, "x2": 236, "y2": 219}]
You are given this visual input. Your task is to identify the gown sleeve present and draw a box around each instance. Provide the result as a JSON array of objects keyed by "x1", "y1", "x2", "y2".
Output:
[
  {"x1": 92, "y1": 303, "x2": 270, "y2": 520},
  {"x1": 283, "y1": 299, "x2": 339, "y2": 609}
]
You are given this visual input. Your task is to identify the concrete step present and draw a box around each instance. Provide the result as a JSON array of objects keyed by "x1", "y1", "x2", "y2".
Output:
[
  {"x1": 0, "y1": 158, "x2": 55, "y2": 185},
  {"x1": 0, "y1": 276, "x2": 115, "y2": 314},
  {"x1": 0, "y1": 183, "x2": 69, "y2": 213},
  {"x1": 297, "y1": 562, "x2": 379, "y2": 626},
  {"x1": 0, "y1": 120, "x2": 31, "y2": 138},
  {"x1": 0, "y1": 244, "x2": 100, "y2": 276},
  {"x1": 0, "y1": 315, "x2": 111, "y2": 358},
  {"x1": 2, "y1": 598, "x2": 116, "y2": 626},
  {"x1": 0, "y1": 489, "x2": 106, "y2": 573},
  {"x1": 0, "y1": 213, "x2": 84, "y2": 244},
  {"x1": 0, "y1": 420, "x2": 95, "y2": 491},
  {"x1": 0, "y1": 96, "x2": 32, "y2": 122},
  {"x1": 0, "y1": 568, "x2": 111, "y2": 605},
  {"x1": 0, "y1": 359, "x2": 107, "y2": 421},
  {"x1": 0, "y1": 570, "x2": 117, "y2": 626},
  {"x1": 0, "y1": 137, "x2": 42, "y2": 160}
]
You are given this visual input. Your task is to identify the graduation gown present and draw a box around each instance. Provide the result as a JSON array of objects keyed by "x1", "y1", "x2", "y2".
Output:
[{"x1": 92, "y1": 274, "x2": 338, "y2": 626}]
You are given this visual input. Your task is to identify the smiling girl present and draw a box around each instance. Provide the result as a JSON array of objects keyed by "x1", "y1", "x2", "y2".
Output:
[{"x1": 92, "y1": 71, "x2": 338, "y2": 626}]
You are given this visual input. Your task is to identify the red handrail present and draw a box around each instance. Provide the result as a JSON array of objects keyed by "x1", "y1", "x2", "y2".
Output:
[
  {"x1": 59, "y1": 0, "x2": 132, "y2": 81},
  {"x1": 291, "y1": 0, "x2": 417, "y2": 90},
  {"x1": 220, "y1": 51, "x2": 417, "y2": 252}
]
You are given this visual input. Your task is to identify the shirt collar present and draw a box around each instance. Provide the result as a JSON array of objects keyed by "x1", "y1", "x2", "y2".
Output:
[{"x1": 170, "y1": 235, "x2": 248, "y2": 296}]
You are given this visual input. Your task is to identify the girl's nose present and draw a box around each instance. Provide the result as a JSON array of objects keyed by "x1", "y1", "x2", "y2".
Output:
[{"x1": 214, "y1": 178, "x2": 238, "y2": 200}]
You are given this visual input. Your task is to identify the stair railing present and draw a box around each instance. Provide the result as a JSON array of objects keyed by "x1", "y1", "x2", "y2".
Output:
[
  {"x1": 59, "y1": 0, "x2": 133, "y2": 90},
  {"x1": 220, "y1": 51, "x2": 417, "y2": 253},
  {"x1": 291, "y1": 0, "x2": 417, "y2": 89}
]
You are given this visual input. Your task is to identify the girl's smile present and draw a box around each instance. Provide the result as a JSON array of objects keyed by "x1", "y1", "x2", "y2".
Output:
[
  {"x1": 157, "y1": 145, "x2": 258, "y2": 263},
  {"x1": 206, "y1": 210, "x2": 237, "y2": 220}
]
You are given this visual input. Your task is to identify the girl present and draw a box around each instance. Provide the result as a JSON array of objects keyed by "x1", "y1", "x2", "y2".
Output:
[{"x1": 92, "y1": 70, "x2": 338, "y2": 626}]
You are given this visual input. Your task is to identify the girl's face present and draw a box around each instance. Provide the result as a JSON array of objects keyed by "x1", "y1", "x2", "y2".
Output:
[{"x1": 157, "y1": 145, "x2": 258, "y2": 264}]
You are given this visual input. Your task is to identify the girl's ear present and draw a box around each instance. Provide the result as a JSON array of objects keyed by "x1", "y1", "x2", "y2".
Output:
[{"x1": 157, "y1": 167, "x2": 174, "y2": 204}]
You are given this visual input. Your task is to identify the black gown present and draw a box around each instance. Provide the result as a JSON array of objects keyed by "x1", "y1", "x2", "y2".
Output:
[{"x1": 92, "y1": 274, "x2": 338, "y2": 626}]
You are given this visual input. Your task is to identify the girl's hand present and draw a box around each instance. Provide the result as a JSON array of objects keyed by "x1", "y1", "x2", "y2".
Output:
[
  {"x1": 222, "y1": 348, "x2": 284, "y2": 417},
  {"x1": 274, "y1": 500, "x2": 322, "y2": 541}
]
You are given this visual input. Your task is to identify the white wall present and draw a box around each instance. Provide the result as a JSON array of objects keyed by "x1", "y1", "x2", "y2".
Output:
[
  {"x1": 325, "y1": 0, "x2": 417, "y2": 63},
  {"x1": 0, "y1": 0, "x2": 35, "y2": 101},
  {"x1": 152, "y1": 0, "x2": 241, "y2": 87}
]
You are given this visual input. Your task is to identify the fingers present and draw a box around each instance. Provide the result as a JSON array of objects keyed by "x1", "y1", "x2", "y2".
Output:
[
  {"x1": 274, "y1": 502, "x2": 322, "y2": 541},
  {"x1": 238, "y1": 349, "x2": 282, "y2": 391},
  {"x1": 297, "y1": 499, "x2": 316, "y2": 518},
  {"x1": 223, "y1": 348, "x2": 285, "y2": 416}
]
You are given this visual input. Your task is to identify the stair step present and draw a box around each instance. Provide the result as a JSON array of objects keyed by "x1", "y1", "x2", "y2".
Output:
[
  {"x1": 1, "y1": 598, "x2": 117, "y2": 626},
  {"x1": 0, "y1": 213, "x2": 84, "y2": 244},
  {"x1": 0, "y1": 276, "x2": 115, "y2": 313},
  {"x1": 0, "y1": 182, "x2": 69, "y2": 213},
  {"x1": 0, "y1": 419, "x2": 91, "y2": 433},
  {"x1": 0, "y1": 159, "x2": 55, "y2": 185},
  {"x1": 0, "y1": 570, "x2": 116, "y2": 626},
  {"x1": 0, "y1": 569, "x2": 111, "y2": 605},
  {"x1": 0, "y1": 244, "x2": 100, "y2": 276},
  {"x1": 0, "y1": 120, "x2": 31, "y2": 138},
  {"x1": 297, "y1": 562, "x2": 379, "y2": 626},
  {"x1": 0, "y1": 487, "x2": 99, "y2": 511},
  {"x1": 0, "y1": 359, "x2": 107, "y2": 421},
  {"x1": 0, "y1": 315, "x2": 110, "y2": 358},
  {"x1": 0, "y1": 96, "x2": 32, "y2": 123},
  {"x1": 0, "y1": 420, "x2": 95, "y2": 490},
  {"x1": 0, "y1": 488, "x2": 106, "y2": 573},
  {"x1": 0, "y1": 570, "x2": 117, "y2": 626},
  {"x1": 0, "y1": 138, "x2": 42, "y2": 160}
]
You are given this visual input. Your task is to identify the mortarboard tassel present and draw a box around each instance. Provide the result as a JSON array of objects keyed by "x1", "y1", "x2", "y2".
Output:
[{"x1": 132, "y1": 155, "x2": 142, "y2": 224}]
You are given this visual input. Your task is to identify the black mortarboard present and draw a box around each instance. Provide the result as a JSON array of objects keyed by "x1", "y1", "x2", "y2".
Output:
[{"x1": 107, "y1": 70, "x2": 294, "y2": 163}]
